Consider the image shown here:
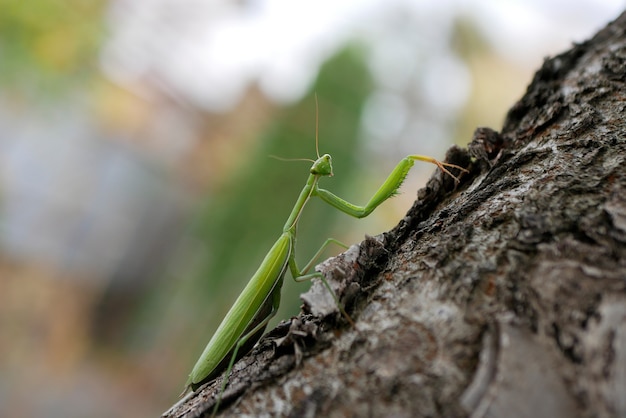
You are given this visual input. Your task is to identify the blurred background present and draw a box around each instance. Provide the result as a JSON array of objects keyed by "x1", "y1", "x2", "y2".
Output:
[{"x1": 0, "y1": 1, "x2": 622, "y2": 416}]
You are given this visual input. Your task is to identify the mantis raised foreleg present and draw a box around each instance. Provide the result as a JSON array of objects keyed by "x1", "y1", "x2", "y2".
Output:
[{"x1": 183, "y1": 106, "x2": 468, "y2": 417}]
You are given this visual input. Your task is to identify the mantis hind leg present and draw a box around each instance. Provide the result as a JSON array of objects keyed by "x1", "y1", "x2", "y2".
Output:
[{"x1": 210, "y1": 285, "x2": 281, "y2": 417}]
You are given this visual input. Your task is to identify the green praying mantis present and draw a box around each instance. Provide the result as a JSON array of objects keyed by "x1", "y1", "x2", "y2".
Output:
[{"x1": 183, "y1": 99, "x2": 468, "y2": 416}]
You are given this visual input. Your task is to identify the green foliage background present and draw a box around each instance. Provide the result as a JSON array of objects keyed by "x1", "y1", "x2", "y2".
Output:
[{"x1": 0, "y1": 0, "x2": 104, "y2": 93}]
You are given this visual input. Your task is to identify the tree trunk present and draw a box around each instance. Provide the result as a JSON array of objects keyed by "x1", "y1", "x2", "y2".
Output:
[{"x1": 164, "y1": 12, "x2": 626, "y2": 418}]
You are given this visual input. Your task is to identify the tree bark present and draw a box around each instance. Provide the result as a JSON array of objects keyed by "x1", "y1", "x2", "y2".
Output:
[{"x1": 164, "y1": 12, "x2": 626, "y2": 418}]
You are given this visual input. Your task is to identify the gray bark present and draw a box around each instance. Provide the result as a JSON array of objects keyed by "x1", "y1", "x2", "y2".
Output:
[{"x1": 164, "y1": 11, "x2": 626, "y2": 418}]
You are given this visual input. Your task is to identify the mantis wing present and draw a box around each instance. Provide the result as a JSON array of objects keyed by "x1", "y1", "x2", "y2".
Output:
[{"x1": 187, "y1": 233, "x2": 291, "y2": 388}]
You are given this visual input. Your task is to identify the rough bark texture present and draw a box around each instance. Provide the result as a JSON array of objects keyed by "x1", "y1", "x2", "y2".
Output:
[{"x1": 164, "y1": 13, "x2": 626, "y2": 418}]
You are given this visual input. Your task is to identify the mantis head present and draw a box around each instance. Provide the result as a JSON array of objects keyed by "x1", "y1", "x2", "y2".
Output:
[{"x1": 310, "y1": 154, "x2": 333, "y2": 177}]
